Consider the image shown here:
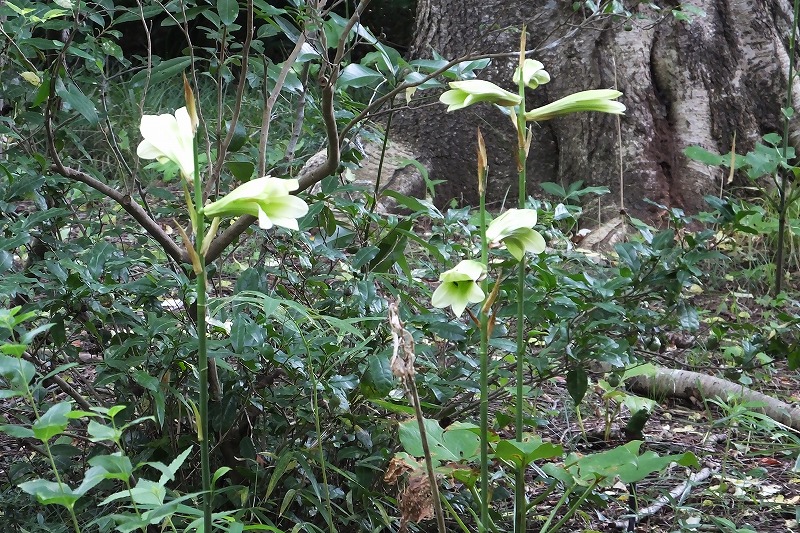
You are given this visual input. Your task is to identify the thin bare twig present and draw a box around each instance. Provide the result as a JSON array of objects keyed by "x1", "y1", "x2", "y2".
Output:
[
  {"x1": 257, "y1": 32, "x2": 308, "y2": 178},
  {"x1": 207, "y1": 0, "x2": 255, "y2": 199}
]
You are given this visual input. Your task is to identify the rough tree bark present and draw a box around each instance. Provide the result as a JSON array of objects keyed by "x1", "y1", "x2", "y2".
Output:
[{"x1": 391, "y1": 0, "x2": 800, "y2": 221}]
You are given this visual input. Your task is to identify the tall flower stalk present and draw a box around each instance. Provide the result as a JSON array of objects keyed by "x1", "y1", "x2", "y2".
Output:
[
  {"x1": 513, "y1": 31, "x2": 529, "y2": 533},
  {"x1": 137, "y1": 77, "x2": 308, "y2": 532},
  {"x1": 436, "y1": 35, "x2": 624, "y2": 533},
  {"x1": 476, "y1": 129, "x2": 491, "y2": 532}
]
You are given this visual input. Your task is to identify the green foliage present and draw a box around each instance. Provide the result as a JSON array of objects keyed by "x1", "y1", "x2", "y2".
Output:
[{"x1": 0, "y1": 0, "x2": 794, "y2": 531}]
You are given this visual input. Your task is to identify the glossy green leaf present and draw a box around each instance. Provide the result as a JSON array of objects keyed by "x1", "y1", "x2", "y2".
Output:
[
  {"x1": 493, "y1": 436, "x2": 563, "y2": 468},
  {"x1": 87, "y1": 420, "x2": 121, "y2": 443},
  {"x1": 0, "y1": 354, "x2": 35, "y2": 391},
  {"x1": 571, "y1": 440, "x2": 699, "y2": 485},
  {"x1": 566, "y1": 366, "x2": 588, "y2": 405},
  {"x1": 226, "y1": 161, "x2": 255, "y2": 181},
  {"x1": 265, "y1": 451, "x2": 297, "y2": 499},
  {"x1": 54, "y1": 78, "x2": 99, "y2": 124},
  {"x1": 88, "y1": 453, "x2": 134, "y2": 481},
  {"x1": 217, "y1": 0, "x2": 239, "y2": 26},
  {"x1": 32, "y1": 401, "x2": 71, "y2": 441},
  {"x1": 361, "y1": 354, "x2": 394, "y2": 399},
  {"x1": 398, "y1": 417, "x2": 480, "y2": 464},
  {"x1": 19, "y1": 479, "x2": 79, "y2": 509},
  {"x1": 683, "y1": 145, "x2": 724, "y2": 166},
  {"x1": 338, "y1": 64, "x2": 385, "y2": 89},
  {"x1": 0, "y1": 424, "x2": 35, "y2": 438}
]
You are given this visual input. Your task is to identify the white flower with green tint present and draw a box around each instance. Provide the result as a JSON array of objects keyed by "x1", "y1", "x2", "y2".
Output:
[
  {"x1": 486, "y1": 209, "x2": 545, "y2": 261},
  {"x1": 137, "y1": 107, "x2": 196, "y2": 184},
  {"x1": 431, "y1": 260, "x2": 487, "y2": 317},
  {"x1": 203, "y1": 177, "x2": 309, "y2": 230},
  {"x1": 440, "y1": 80, "x2": 522, "y2": 111},
  {"x1": 525, "y1": 89, "x2": 625, "y2": 122},
  {"x1": 513, "y1": 59, "x2": 550, "y2": 90}
]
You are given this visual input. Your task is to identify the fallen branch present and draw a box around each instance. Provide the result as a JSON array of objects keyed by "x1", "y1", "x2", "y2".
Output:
[
  {"x1": 613, "y1": 466, "x2": 717, "y2": 530},
  {"x1": 628, "y1": 367, "x2": 800, "y2": 432}
]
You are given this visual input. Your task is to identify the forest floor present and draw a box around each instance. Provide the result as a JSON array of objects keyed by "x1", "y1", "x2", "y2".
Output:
[{"x1": 526, "y1": 283, "x2": 800, "y2": 533}]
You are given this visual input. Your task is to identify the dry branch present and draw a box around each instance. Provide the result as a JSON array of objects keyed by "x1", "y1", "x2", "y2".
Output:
[
  {"x1": 613, "y1": 466, "x2": 717, "y2": 530},
  {"x1": 629, "y1": 367, "x2": 800, "y2": 432}
]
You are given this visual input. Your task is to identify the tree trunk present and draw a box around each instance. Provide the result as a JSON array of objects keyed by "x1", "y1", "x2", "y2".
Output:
[{"x1": 395, "y1": 0, "x2": 799, "y2": 221}]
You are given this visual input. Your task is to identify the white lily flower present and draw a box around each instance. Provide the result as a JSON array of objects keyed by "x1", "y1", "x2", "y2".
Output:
[
  {"x1": 439, "y1": 80, "x2": 522, "y2": 112},
  {"x1": 431, "y1": 260, "x2": 487, "y2": 317},
  {"x1": 513, "y1": 59, "x2": 550, "y2": 90},
  {"x1": 486, "y1": 209, "x2": 546, "y2": 261},
  {"x1": 137, "y1": 107, "x2": 196, "y2": 184},
  {"x1": 525, "y1": 89, "x2": 625, "y2": 122},
  {"x1": 203, "y1": 177, "x2": 309, "y2": 230}
]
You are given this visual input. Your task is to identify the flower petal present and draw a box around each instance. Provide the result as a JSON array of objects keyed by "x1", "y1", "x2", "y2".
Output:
[
  {"x1": 464, "y1": 282, "x2": 486, "y2": 304},
  {"x1": 525, "y1": 89, "x2": 625, "y2": 122},
  {"x1": 431, "y1": 283, "x2": 457, "y2": 309},
  {"x1": 137, "y1": 108, "x2": 195, "y2": 183},
  {"x1": 440, "y1": 80, "x2": 522, "y2": 111},
  {"x1": 203, "y1": 176, "x2": 309, "y2": 232},
  {"x1": 513, "y1": 59, "x2": 550, "y2": 90},
  {"x1": 487, "y1": 209, "x2": 538, "y2": 241},
  {"x1": 257, "y1": 206, "x2": 273, "y2": 229},
  {"x1": 264, "y1": 195, "x2": 309, "y2": 221},
  {"x1": 516, "y1": 228, "x2": 546, "y2": 255},
  {"x1": 440, "y1": 259, "x2": 486, "y2": 282}
]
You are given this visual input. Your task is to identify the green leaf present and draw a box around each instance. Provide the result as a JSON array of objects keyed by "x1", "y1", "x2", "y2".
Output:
[
  {"x1": 361, "y1": 354, "x2": 394, "y2": 399},
  {"x1": 382, "y1": 191, "x2": 443, "y2": 219},
  {"x1": 87, "y1": 419, "x2": 121, "y2": 443},
  {"x1": 131, "y1": 56, "x2": 192, "y2": 86},
  {"x1": 369, "y1": 219, "x2": 414, "y2": 273},
  {"x1": 32, "y1": 401, "x2": 71, "y2": 441},
  {"x1": 566, "y1": 366, "x2": 588, "y2": 405},
  {"x1": 54, "y1": 78, "x2": 99, "y2": 124},
  {"x1": 226, "y1": 161, "x2": 255, "y2": 181},
  {"x1": 684, "y1": 145, "x2": 724, "y2": 166},
  {"x1": 217, "y1": 0, "x2": 239, "y2": 26},
  {"x1": 338, "y1": 64, "x2": 385, "y2": 89},
  {"x1": 212, "y1": 466, "x2": 232, "y2": 486},
  {"x1": 398, "y1": 418, "x2": 480, "y2": 464},
  {"x1": 676, "y1": 301, "x2": 699, "y2": 330},
  {"x1": 368, "y1": 399, "x2": 415, "y2": 416},
  {"x1": 88, "y1": 453, "x2": 134, "y2": 481},
  {"x1": 265, "y1": 451, "x2": 297, "y2": 499},
  {"x1": 540, "y1": 181, "x2": 567, "y2": 198},
  {"x1": 493, "y1": 436, "x2": 563, "y2": 468},
  {"x1": 152, "y1": 446, "x2": 193, "y2": 485},
  {"x1": 0, "y1": 424, "x2": 35, "y2": 438},
  {"x1": 19, "y1": 479, "x2": 79, "y2": 509},
  {"x1": 0, "y1": 343, "x2": 27, "y2": 356},
  {"x1": 572, "y1": 440, "x2": 699, "y2": 484},
  {"x1": 352, "y1": 246, "x2": 380, "y2": 270},
  {"x1": 0, "y1": 354, "x2": 35, "y2": 391}
]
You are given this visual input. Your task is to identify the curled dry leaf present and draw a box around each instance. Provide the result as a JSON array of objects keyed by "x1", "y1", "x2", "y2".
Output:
[
  {"x1": 398, "y1": 471, "x2": 434, "y2": 533},
  {"x1": 384, "y1": 456, "x2": 413, "y2": 485}
]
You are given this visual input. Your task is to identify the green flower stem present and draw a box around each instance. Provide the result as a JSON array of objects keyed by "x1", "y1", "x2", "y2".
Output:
[
  {"x1": 22, "y1": 377, "x2": 82, "y2": 533},
  {"x1": 478, "y1": 165, "x2": 490, "y2": 532},
  {"x1": 514, "y1": 38, "x2": 529, "y2": 533},
  {"x1": 193, "y1": 138, "x2": 213, "y2": 533}
]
